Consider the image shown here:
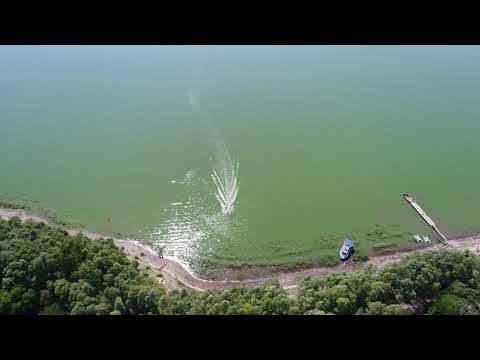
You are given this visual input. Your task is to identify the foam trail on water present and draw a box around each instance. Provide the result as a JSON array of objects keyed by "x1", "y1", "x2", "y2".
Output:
[
  {"x1": 188, "y1": 91, "x2": 239, "y2": 215},
  {"x1": 211, "y1": 142, "x2": 239, "y2": 215}
]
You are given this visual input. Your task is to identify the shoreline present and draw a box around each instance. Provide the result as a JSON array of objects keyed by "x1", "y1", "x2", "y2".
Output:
[
  {"x1": 0, "y1": 207, "x2": 229, "y2": 287},
  {"x1": 1, "y1": 207, "x2": 480, "y2": 293}
]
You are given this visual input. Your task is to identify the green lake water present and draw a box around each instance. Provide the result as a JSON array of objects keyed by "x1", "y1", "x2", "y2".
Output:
[{"x1": 1, "y1": 46, "x2": 480, "y2": 274}]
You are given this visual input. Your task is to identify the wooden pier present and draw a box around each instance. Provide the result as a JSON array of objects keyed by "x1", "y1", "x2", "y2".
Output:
[{"x1": 403, "y1": 193, "x2": 451, "y2": 247}]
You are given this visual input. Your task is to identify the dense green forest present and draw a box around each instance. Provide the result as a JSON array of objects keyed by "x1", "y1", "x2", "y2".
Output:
[{"x1": 1, "y1": 217, "x2": 479, "y2": 315}]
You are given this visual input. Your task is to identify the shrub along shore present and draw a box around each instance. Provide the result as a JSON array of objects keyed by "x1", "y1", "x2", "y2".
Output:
[{"x1": 1, "y1": 217, "x2": 480, "y2": 315}]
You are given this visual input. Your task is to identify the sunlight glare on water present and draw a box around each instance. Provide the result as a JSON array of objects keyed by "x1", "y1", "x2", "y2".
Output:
[{"x1": 144, "y1": 169, "x2": 246, "y2": 272}]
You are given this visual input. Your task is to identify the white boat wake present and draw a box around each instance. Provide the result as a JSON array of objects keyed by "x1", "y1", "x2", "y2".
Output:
[
  {"x1": 188, "y1": 91, "x2": 239, "y2": 215},
  {"x1": 148, "y1": 52, "x2": 242, "y2": 272},
  {"x1": 211, "y1": 143, "x2": 239, "y2": 215}
]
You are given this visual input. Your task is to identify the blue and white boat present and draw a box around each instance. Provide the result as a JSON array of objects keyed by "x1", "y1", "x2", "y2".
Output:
[{"x1": 339, "y1": 239, "x2": 354, "y2": 261}]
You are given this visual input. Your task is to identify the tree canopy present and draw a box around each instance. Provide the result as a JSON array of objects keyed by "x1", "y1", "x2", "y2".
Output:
[{"x1": 1, "y1": 217, "x2": 479, "y2": 315}]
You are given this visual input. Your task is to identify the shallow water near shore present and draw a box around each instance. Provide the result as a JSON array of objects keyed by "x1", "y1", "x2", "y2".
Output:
[{"x1": 1, "y1": 46, "x2": 480, "y2": 274}]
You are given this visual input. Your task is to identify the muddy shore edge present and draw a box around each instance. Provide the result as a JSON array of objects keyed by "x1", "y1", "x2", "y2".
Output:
[{"x1": 1, "y1": 207, "x2": 480, "y2": 294}]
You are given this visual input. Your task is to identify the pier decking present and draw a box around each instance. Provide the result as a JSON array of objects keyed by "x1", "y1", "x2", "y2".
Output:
[{"x1": 403, "y1": 193, "x2": 450, "y2": 247}]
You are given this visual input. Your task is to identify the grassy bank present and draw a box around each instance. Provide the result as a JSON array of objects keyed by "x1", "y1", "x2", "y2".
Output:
[
  {"x1": 0, "y1": 196, "x2": 86, "y2": 230},
  {"x1": 188, "y1": 224, "x2": 419, "y2": 280}
]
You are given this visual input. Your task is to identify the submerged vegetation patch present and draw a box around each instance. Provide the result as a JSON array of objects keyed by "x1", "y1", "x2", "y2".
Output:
[
  {"x1": 189, "y1": 224, "x2": 411, "y2": 278},
  {"x1": 0, "y1": 201, "x2": 27, "y2": 210}
]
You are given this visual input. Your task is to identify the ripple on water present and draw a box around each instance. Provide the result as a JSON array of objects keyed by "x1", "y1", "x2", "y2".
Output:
[{"x1": 144, "y1": 171, "x2": 247, "y2": 275}]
